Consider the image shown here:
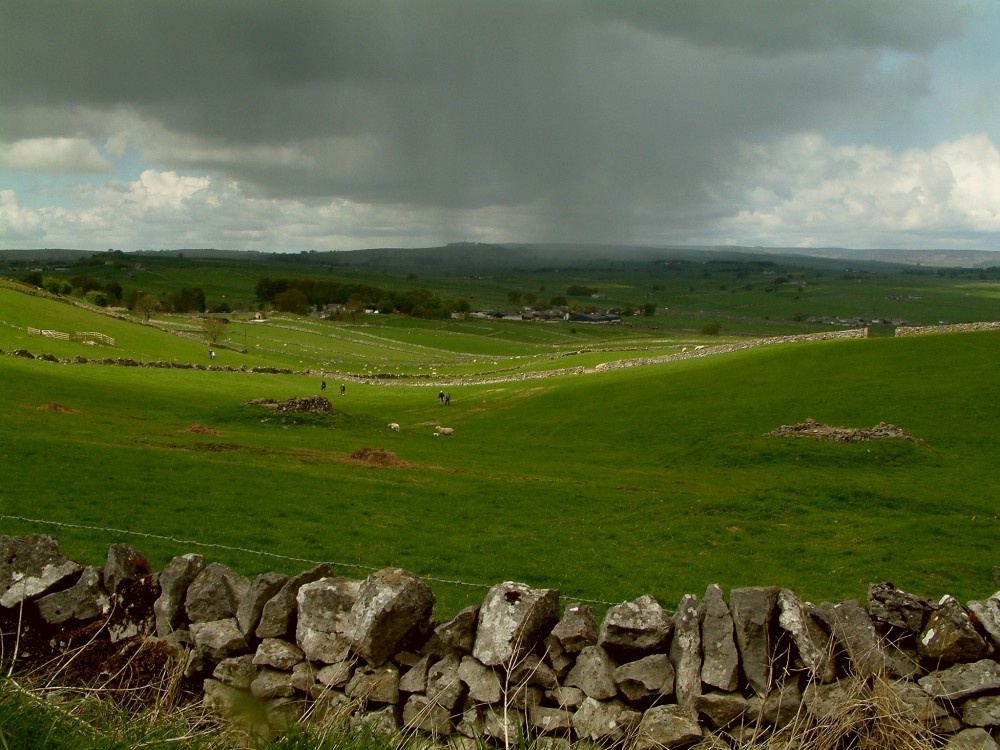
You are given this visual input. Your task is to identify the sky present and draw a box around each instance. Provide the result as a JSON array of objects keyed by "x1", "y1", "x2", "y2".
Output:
[{"x1": 1, "y1": 0, "x2": 999, "y2": 254}]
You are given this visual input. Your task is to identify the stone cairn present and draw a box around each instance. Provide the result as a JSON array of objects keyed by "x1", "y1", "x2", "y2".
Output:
[{"x1": 2, "y1": 534, "x2": 999, "y2": 749}]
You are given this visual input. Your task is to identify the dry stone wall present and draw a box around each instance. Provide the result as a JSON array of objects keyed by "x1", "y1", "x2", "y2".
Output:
[
  {"x1": 2, "y1": 534, "x2": 1000, "y2": 749},
  {"x1": 895, "y1": 322, "x2": 1000, "y2": 337}
]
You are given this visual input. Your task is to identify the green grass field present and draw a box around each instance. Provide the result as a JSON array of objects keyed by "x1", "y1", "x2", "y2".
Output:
[{"x1": 1, "y1": 274, "x2": 999, "y2": 619}]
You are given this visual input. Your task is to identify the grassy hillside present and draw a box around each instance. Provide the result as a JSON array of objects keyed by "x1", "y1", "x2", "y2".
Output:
[{"x1": 2, "y1": 279, "x2": 998, "y2": 617}]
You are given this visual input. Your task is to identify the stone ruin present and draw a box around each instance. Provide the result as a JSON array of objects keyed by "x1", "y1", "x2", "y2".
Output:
[{"x1": 2, "y1": 534, "x2": 999, "y2": 749}]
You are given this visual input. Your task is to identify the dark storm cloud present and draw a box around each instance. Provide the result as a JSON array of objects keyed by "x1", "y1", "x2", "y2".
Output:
[{"x1": 0, "y1": 0, "x2": 974, "y2": 244}]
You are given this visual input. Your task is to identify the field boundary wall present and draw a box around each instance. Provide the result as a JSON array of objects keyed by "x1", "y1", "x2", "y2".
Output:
[{"x1": 2, "y1": 534, "x2": 999, "y2": 749}]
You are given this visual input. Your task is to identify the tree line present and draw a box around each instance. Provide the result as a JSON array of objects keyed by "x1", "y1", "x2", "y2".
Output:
[{"x1": 255, "y1": 277, "x2": 470, "y2": 319}]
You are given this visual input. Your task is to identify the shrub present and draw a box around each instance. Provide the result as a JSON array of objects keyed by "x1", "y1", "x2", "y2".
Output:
[{"x1": 702, "y1": 321, "x2": 721, "y2": 336}]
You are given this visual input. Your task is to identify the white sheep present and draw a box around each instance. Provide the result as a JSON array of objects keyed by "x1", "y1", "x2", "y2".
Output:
[
  {"x1": 388, "y1": 422, "x2": 400, "y2": 432},
  {"x1": 434, "y1": 426, "x2": 454, "y2": 437}
]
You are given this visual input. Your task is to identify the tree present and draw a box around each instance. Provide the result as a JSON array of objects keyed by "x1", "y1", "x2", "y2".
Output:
[
  {"x1": 507, "y1": 290, "x2": 522, "y2": 304},
  {"x1": 200, "y1": 317, "x2": 227, "y2": 345},
  {"x1": 133, "y1": 294, "x2": 159, "y2": 321},
  {"x1": 643, "y1": 302, "x2": 656, "y2": 317},
  {"x1": 275, "y1": 288, "x2": 310, "y2": 315},
  {"x1": 701, "y1": 321, "x2": 721, "y2": 336}
]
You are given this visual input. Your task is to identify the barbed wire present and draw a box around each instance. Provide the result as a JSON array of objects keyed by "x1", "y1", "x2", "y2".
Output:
[{"x1": 0, "y1": 514, "x2": 622, "y2": 606}]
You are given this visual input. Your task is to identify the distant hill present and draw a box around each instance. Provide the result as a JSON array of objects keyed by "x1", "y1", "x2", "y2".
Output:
[{"x1": 3, "y1": 243, "x2": 998, "y2": 270}]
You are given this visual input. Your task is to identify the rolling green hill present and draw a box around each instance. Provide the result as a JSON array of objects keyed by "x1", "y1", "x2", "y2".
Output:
[{"x1": 2, "y1": 278, "x2": 997, "y2": 617}]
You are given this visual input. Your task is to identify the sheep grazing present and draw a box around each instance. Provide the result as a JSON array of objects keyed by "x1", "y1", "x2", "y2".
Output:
[
  {"x1": 388, "y1": 422, "x2": 400, "y2": 432},
  {"x1": 434, "y1": 426, "x2": 454, "y2": 437}
]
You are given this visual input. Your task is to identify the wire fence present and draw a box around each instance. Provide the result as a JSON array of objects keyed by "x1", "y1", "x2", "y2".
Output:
[{"x1": 0, "y1": 514, "x2": 622, "y2": 607}]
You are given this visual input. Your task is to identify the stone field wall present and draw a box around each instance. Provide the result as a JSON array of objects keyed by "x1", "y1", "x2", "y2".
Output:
[{"x1": 2, "y1": 534, "x2": 999, "y2": 749}]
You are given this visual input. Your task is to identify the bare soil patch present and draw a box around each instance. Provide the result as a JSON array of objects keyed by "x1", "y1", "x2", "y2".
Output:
[
  {"x1": 769, "y1": 418, "x2": 924, "y2": 444},
  {"x1": 348, "y1": 446, "x2": 410, "y2": 468},
  {"x1": 37, "y1": 401, "x2": 75, "y2": 412},
  {"x1": 184, "y1": 423, "x2": 220, "y2": 435}
]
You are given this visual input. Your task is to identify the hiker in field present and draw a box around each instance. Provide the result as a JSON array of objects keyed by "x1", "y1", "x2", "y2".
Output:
[
  {"x1": 209, "y1": 350, "x2": 215, "y2": 361},
  {"x1": 321, "y1": 380, "x2": 326, "y2": 392},
  {"x1": 445, "y1": 393, "x2": 451, "y2": 406},
  {"x1": 340, "y1": 383, "x2": 346, "y2": 395},
  {"x1": 438, "y1": 390, "x2": 445, "y2": 403}
]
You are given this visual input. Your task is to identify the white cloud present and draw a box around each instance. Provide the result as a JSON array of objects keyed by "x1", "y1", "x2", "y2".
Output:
[
  {"x1": 0, "y1": 138, "x2": 111, "y2": 173},
  {"x1": 719, "y1": 132, "x2": 1000, "y2": 247},
  {"x1": 0, "y1": 190, "x2": 43, "y2": 241}
]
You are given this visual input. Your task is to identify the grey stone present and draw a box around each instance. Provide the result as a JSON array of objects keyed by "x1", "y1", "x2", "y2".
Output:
[
  {"x1": 185, "y1": 562, "x2": 250, "y2": 624},
  {"x1": 235, "y1": 571, "x2": 287, "y2": 639},
  {"x1": 546, "y1": 602, "x2": 598, "y2": 672},
  {"x1": 349, "y1": 705, "x2": 399, "y2": 735},
  {"x1": 255, "y1": 564, "x2": 331, "y2": 640},
  {"x1": 699, "y1": 584, "x2": 738, "y2": 692},
  {"x1": 347, "y1": 664, "x2": 400, "y2": 705},
  {"x1": 802, "y1": 677, "x2": 866, "y2": 723},
  {"x1": 671, "y1": 593, "x2": 703, "y2": 707},
  {"x1": 107, "y1": 575, "x2": 158, "y2": 643},
  {"x1": 300, "y1": 627, "x2": 351, "y2": 665},
  {"x1": 529, "y1": 704, "x2": 574, "y2": 734},
  {"x1": 103, "y1": 543, "x2": 152, "y2": 592},
  {"x1": 777, "y1": 589, "x2": 835, "y2": 682},
  {"x1": 508, "y1": 653, "x2": 559, "y2": 690},
  {"x1": 0, "y1": 535, "x2": 83, "y2": 608},
  {"x1": 190, "y1": 618, "x2": 249, "y2": 661},
  {"x1": 946, "y1": 728, "x2": 1000, "y2": 750},
  {"x1": 918, "y1": 595, "x2": 989, "y2": 663},
  {"x1": 919, "y1": 659, "x2": 1000, "y2": 700},
  {"x1": 316, "y1": 659, "x2": 356, "y2": 688},
  {"x1": 884, "y1": 679, "x2": 950, "y2": 725},
  {"x1": 598, "y1": 594, "x2": 672, "y2": 658},
  {"x1": 730, "y1": 586, "x2": 779, "y2": 696},
  {"x1": 757, "y1": 681, "x2": 802, "y2": 728},
  {"x1": 472, "y1": 581, "x2": 559, "y2": 668},
  {"x1": 886, "y1": 640, "x2": 923, "y2": 679},
  {"x1": 566, "y1": 645, "x2": 618, "y2": 700},
  {"x1": 264, "y1": 696, "x2": 307, "y2": 731},
  {"x1": 427, "y1": 653, "x2": 465, "y2": 711},
  {"x1": 346, "y1": 568, "x2": 435, "y2": 667},
  {"x1": 36, "y1": 566, "x2": 110, "y2": 624},
  {"x1": 296, "y1": 576, "x2": 361, "y2": 633},
  {"x1": 458, "y1": 656, "x2": 502, "y2": 704},
  {"x1": 963, "y1": 695, "x2": 1000, "y2": 727},
  {"x1": 456, "y1": 698, "x2": 486, "y2": 738},
  {"x1": 154, "y1": 553, "x2": 205, "y2": 636},
  {"x1": 399, "y1": 654, "x2": 431, "y2": 693},
  {"x1": 967, "y1": 594, "x2": 1000, "y2": 650},
  {"x1": 694, "y1": 691, "x2": 748, "y2": 729},
  {"x1": 295, "y1": 576, "x2": 359, "y2": 663},
  {"x1": 507, "y1": 683, "x2": 543, "y2": 710},
  {"x1": 484, "y1": 705, "x2": 524, "y2": 743},
  {"x1": 252, "y1": 638, "x2": 304, "y2": 671},
  {"x1": 250, "y1": 668, "x2": 296, "y2": 699},
  {"x1": 422, "y1": 605, "x2": 479, "y2": 657},
  {"x1": 573, "y1": 697, "x2": 640, "y2": 743},
  {"x1": 615, "y1": 653, "x2": 675, "y2": 703},
  {"x1": 403, "y1": 694, "x2": 453, "y2": 735},
  {"x1": 813, "y1": 599, "x2": 893, "y2": 678},
  {"x1": 545, "y1": 686, "x2": 586, "y2": 709},
  {"x1": 868, "y1": 582, "x2": 935, "y2": 633},
  {"x1": 633, "y1": 704, "x2": 702, "y2": 750},
  {"x1": 212, "y1": 654, "x2": 259, "y2": 689},
  {"x1": 309, "y1": 690, "x2": 351, "y2": 722}
]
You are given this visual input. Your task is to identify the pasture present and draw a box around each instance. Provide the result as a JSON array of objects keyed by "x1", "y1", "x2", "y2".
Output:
[{"x1": 1, "y1": 274, "x2": 998, "y2": 618}]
